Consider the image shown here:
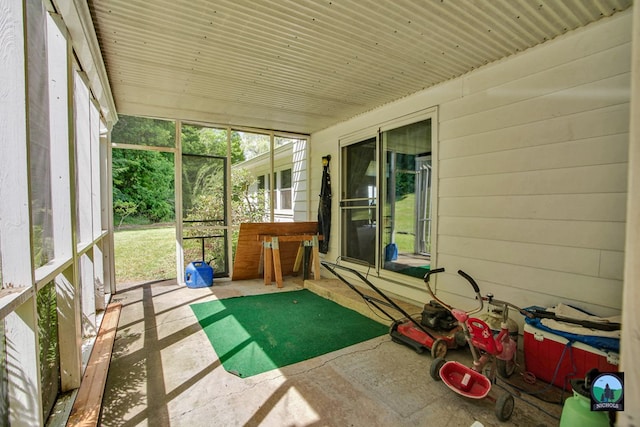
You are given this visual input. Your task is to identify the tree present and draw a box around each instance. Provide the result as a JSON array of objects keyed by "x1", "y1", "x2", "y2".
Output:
[
  {"x1": 183, "y1": 167, "x2": 266, "y2": 226},
  {"x1": 112, "y1": 149, "x2": 174, "y2": 223},
  {"x1": 111, "y1": 115, "x2": 175, "y2": 146},
  {"x1": 233, "y1": 131, "x2": 269, "y2": 161},
  {"x1": 111, "y1": 117, "x2": 254, "y2": 227}
]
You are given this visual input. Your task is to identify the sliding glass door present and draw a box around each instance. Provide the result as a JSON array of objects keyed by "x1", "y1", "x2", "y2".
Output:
[
  {"x1": 381, "y1": 119, "x2": 432, "y2": 277},
  {"x1": 339, "y1": 116, "x2": 433, "y2": 278}
]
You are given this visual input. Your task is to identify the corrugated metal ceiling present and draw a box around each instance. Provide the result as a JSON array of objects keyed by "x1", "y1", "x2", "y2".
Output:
[{"x1": 86, "y1": 0, "x2": 632, "y2": 134}]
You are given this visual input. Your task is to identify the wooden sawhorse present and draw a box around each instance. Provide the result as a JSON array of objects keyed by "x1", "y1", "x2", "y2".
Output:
[{"x1": 262, "y1": 234, "x2": 321, "y2": 288}]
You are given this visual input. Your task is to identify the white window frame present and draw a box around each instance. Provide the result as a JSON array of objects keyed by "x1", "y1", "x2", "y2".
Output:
[{"x1": 338, "y1": 107, "x2": 439, "y2": 280}]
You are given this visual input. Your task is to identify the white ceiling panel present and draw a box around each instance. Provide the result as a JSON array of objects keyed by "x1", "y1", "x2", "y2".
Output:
[{"x1": 85, "y1": 0, "x2": 632, "y2": 134}]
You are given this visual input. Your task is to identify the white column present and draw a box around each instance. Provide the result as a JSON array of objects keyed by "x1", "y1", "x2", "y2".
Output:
[
  {"x1": 620, "y1": 3, "x2": 640, "y2": 425},
  {"x1": 0, "y1": 0, "x2": 42, "y2": 424},
  {"x1": 102, "y1": 130, "x2": 117, "y2": 295},
  {"x1": 47, "y1": 12, "x2": 83, "y2": 392},
  {"x1": 175, "y1": 121, "x2": 185, "y2": 283}
]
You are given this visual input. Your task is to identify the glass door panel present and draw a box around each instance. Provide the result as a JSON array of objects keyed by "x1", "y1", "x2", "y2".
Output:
[
  {"x1": 381, "y1": 119, "x2": 432, "y2": 278},
  {"x1": 341, "y1": 137, "x2": 377, "y2": 266},
  {"x1": 181, "y1": 124, "x2": 230, "y2": 277}
]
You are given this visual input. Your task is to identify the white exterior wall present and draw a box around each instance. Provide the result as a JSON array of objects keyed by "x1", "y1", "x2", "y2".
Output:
[
  {"x1": 236, "y1": 139, "x2": 309, "y2": 223},
  {"x1": 292, "y1": 139, "x2": 309, "y2": 222},
  {"x1": 311, "y1": 10, "x2": 631, "y2": 317}
]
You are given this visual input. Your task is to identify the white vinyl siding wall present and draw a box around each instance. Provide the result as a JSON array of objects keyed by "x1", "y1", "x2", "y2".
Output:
[
  {"x1": 435, "y1": 11, "x2": 630, "y2": 317},
  {"x1": 292, "y1": 139, "x2": 309, "y2": 222},
  {"x1": 311, "y1": 10, "x2": 631, "y2": 317},
  {"x1": 236, "y1": 138, "x2": 308, "y2": 223}
]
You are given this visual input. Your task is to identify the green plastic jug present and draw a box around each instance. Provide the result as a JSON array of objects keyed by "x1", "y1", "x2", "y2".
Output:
[
  {"x1": 560, "y1": 391, "x2": 609, "y2": 427},
  {"x1": 559, "y1": 371, "x2": 610, "y2": 427}
]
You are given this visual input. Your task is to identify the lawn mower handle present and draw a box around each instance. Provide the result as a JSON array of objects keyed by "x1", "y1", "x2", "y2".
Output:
[
  {"x1": 424, "y1": 268, "x2": 484, "y2": 314},
  {"x1": 424, "y1": 268, "x2": 480, "y2": 294}
]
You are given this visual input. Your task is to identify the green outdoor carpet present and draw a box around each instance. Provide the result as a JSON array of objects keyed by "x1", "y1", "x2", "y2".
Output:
[
  {"x1": 397, "y1": 265, "x2": 430, "y2": 279},
  {"x1": 191, "y1": 289, "x2": 388, "y2": 378},
  {"x1": 383, "y1": 262, "x2": 430, "y2": 279}
]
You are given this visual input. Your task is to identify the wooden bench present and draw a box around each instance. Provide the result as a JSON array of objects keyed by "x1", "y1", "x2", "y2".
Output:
[{"x1": 67, "y1": 302, "x2": 122, "y2": 427}]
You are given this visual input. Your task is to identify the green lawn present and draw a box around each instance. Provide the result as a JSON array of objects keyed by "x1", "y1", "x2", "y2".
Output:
[
  {"x1": 115, "y1": 193, "x2": 428, "y2": 283},
  {"x1": 393, "y1": 193, "x2": 416, "y2": 252},
  {"x1": 114, "y1": 226, "x2": 177, "y2": 283}
]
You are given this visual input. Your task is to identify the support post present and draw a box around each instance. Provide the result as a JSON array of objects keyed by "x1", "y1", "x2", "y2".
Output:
[{"x1": 263, "y1": 238, "x2": 272, "y2": 285}]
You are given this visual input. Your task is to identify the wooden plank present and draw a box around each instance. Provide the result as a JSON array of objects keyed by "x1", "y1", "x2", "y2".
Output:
[
  {"x1": 260, "y1": 234, "x2": 323, "y2": 285},
  {"x1": 272, "y1": 237, "x2": 283, "y2": 288},
  {"x1": 263, "y1": 239, "x2": 272, "y2": 285},
  {"x1": 67, "y1": 302, "x2": 122, "y2": 427},
  {"x1": 257, "y1": 234, "x2": 322, "y2": 242},
  {"x1": 232, "y1": 222, "x2": 319, "y2": 280},
  {"x1": 311, "y1": 235, "x2": 321, "y2": 280},
  {"x1": 293, "y1": 243, "x2": 304, "y2": 273}
]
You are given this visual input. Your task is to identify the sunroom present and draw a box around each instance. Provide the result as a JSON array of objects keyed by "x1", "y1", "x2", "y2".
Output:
[{"x1": 1, "y1": 0, "x2": 639, "y2": 425}]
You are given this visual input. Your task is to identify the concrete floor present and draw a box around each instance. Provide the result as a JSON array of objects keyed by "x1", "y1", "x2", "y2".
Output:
[{"x1": 101, "y1": 277, "x2": 564, "y2": 427}]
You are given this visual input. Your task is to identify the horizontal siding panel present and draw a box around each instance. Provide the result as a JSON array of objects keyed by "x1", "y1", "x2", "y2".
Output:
[
  {"x1": 439, "y1": 163, "x2": 627, "y2": 196},
  {"x1": 438, "y1": 216, "x2": 626, "y2": 251},
  {"x1": 293, "y1": 180, "x2": 308, "y2": 192},
  {"x1": 438, "y1": 235, "x2": 600, "y2": 276},
  {"x1": 438, "y1": 194, "x2": 627, "y2": 222},
  {"x1": 439, "y1": 104, "x2": 629, "y2": 160},
  {"x1": 435, "y1": 254, "x2": 622, "y2": 312},
  {"x1": 599, "y1": 250, "x2": 625, "y2": 280},
  {"x1": 440, "y1": 133, "x2": 628, "y2": 178},
  {"x1": 293, "y1": 201, "x2": 308, "y2": 209},
  {"x1": 461, "y1": 11, "x2": 632, "y2": 96},
  {"x1": 440, "y1": 73, "x2": 630, "y2": 141},
  {"x1": 446, "y1": 43, "x2": 630, "y2": 121}
]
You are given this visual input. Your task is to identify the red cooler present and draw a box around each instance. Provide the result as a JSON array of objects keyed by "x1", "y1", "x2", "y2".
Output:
[{"x1": 523, "y1": 323, "x2": 619, "y2": 391}]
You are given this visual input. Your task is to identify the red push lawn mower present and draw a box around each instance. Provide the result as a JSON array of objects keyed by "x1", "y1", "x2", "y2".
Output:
[
  {"x1": 321, "y1": 261, "x2": 465, "y2": 358},
  {"x1": 424, "y1": 268, "x2": 529, "y2": 422}
]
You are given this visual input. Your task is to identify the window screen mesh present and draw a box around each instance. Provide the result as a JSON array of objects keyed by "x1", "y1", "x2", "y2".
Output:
[
  {"x1": 28, "y1": 0, "x2": 53, "y2": 268},
  {"x1": 37, "y1": 281, "x2": 60, "y2": 421}
]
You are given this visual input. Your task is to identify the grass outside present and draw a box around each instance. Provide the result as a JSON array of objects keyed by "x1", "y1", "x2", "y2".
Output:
[
  {"x1": 115, "y1": 193, "x2": 428, "y2": 284},
  {"x1": 393, "y1": 193, "x2": 416, "y2": 252},
  {"x1": 114, "y1": 226, "x2": 176, "y2": 283}
]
